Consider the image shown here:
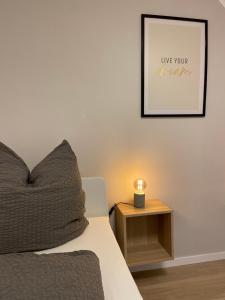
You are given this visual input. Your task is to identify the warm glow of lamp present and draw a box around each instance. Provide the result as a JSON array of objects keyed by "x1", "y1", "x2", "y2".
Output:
[
  {"x1": 134, "y1": 178, "x2": 147, "y2": 194},
  {"x1": 133, "y1": 178, "x2": 147, "y2": 208}
]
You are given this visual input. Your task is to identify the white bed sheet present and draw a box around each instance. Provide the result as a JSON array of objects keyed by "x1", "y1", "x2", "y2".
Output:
[{"x1": 38, "y1": 216, "x2": 142, "y2": 300}]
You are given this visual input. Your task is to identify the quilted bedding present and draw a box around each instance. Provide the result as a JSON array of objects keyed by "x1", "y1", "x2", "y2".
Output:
[{"x1": 0, "y1": 250, "x2": 104, "y2": 300}]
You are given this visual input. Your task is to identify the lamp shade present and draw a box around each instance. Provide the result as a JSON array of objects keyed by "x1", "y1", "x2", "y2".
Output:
[{"x1": 133, "y1": 178, "x2": 147, "y2": 194}]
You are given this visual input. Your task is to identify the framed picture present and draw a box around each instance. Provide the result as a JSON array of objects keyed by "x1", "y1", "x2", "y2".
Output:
[{"x1": 141, "y1": 14, "x2": 208, "y2": 117}]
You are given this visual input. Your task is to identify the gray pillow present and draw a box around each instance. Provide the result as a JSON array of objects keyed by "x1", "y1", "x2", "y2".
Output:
[
  {"x1": 0, "y1": 140, "x2": 88, "y2": 254},
  {"x1": 0, "y1": 142, "x2": 29, "y2": 187}
]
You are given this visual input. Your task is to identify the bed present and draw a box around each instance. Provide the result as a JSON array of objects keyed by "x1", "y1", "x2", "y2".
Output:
[{"x1": 37, "y1": 177, "x2": 142, "y2": 300}]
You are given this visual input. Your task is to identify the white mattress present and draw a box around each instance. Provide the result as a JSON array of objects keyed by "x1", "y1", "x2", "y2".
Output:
[{"x1": 38, "y1": 216, "x2": 142, "y2": 300}]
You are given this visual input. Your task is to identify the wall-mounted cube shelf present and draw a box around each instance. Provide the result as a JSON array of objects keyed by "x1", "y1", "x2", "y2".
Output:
[{"x1": 116, "y1": 199, "x2": 174, "y2": 267}]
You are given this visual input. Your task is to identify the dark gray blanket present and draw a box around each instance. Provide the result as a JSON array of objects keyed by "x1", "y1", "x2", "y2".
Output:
[{"x1": 0, "y1": 251, "x2": 104, "y2": 300}]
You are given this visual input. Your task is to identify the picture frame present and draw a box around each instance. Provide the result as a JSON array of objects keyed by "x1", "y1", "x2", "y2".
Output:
[{"x1": 141, "y1": 14, "x2": 208, "y2": 117}]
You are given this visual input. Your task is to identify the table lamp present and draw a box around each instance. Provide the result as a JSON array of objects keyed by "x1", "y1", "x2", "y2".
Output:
[{"x1": 133, "y1": 178, "x2": 146, "y2": 208}]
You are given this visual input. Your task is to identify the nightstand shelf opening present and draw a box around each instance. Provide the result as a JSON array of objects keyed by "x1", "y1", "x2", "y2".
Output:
[
  {"x1": 126, "y1": 214, "x2": 173, "y2": 266},
  {"x1": 115, "y1": 200, "x2": 174, "y2": 268}
]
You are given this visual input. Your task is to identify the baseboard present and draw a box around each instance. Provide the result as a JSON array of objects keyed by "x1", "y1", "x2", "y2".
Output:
[{"x1": 130, "y1": 250, "x2": 225, "y2": 272}]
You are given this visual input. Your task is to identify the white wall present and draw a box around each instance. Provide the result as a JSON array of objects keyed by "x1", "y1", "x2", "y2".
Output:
[{"x1": 0, "y1": 0, "x2": 225, "y2": 258}]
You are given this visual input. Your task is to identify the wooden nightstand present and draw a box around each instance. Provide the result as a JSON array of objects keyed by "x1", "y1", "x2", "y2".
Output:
[{"x1": 115, "y1": 199, "x2": 174, "y2": 267}]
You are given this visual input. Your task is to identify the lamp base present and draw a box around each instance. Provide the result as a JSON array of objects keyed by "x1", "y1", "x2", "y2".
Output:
[{"x1": 134, "y1": 193, "x2": 145, "y2": 208}]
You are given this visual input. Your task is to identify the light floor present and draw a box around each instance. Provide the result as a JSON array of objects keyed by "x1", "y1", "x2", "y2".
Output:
[{"x1": 133, "y1": 260, "x2": 225, "y2": 300}]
